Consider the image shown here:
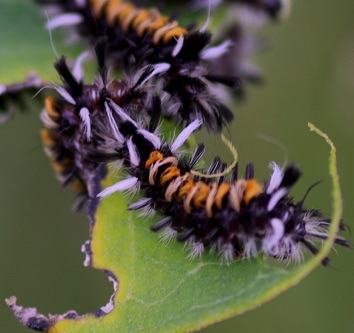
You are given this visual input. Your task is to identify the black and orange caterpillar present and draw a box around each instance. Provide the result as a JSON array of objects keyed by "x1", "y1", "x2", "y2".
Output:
[
  {"x1": 36, "y1": 0, "x2": 242, "y2": 131},
  {"x1": 97, "y1": 115, "x2": 349, "y2": 264}
]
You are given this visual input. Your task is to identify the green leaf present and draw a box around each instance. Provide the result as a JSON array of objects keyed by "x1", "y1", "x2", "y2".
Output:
[{"x1": 38, "y1": 123, "x2": 341, "y2": 333}]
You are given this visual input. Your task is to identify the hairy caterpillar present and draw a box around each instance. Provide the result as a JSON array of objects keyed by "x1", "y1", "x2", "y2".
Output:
[
  {"x1": 36, "y1": 0, "x2": 244, "y2": 131},
  {"x1": 97, "y1": 118, "x2": 349, "y2": 264}
]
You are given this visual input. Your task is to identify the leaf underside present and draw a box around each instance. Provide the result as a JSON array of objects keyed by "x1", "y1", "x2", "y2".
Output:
[{"x1": 2, "y1": 1, "x2": 343, "y2": 333}]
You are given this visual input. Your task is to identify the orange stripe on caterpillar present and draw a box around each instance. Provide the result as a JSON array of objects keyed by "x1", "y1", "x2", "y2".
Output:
[
  {"x1": 145, "y1": 151, "x2": 164, "y2": 169},
  {"x1": 45, "y1": 96, "x2": 60, "y2": 118},
  {"x1": 160, "y1": 166, "x2": 181, "y2": 187},
  {"x1": 40, "y1": 129, "x2": 56, "y2": 147},
  {"x1": 90, "y1": 0, "x2": 188, "y2": 44},
  {"x1": 243, "y1": 179, "x2": 263, "y2": 205},
  {"x1": 145, "y1": 151, "x2": 263, "y2": 217}
]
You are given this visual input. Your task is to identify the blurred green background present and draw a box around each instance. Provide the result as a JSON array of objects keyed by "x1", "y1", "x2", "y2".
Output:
[{"x1": 0, "y1": 0, "x2": 353, "y2": 332}]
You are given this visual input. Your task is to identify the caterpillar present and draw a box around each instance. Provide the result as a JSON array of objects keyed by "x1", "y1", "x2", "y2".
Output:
[
  {"x1": 96, "y1": 116, "x2": 349, "y2": 264},
  {"x1": 36, "y1": 0, "x2": 243, "y2": 131}
]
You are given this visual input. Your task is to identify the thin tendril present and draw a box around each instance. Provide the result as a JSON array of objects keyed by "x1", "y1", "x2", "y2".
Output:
[{"x1": 191, "y1": 134, "x2": 238, "y2": 178}]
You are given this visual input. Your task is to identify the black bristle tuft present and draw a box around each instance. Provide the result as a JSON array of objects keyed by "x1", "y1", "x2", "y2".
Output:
[
  {"x1": 245, "y1": 163, "x2": 254, "y2": 179},
  {"x1": 54, "y1": 57, "x2": 82, "y2": 98}
]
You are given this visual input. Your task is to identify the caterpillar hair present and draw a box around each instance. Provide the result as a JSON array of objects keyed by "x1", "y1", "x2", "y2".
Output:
[
  {"x1": 94, "y1": 110, "x2": 349, "y2": 264},
  {"x1": 208, "y1": 25, "x2": 265, "y2": 85},
  {"x1": 36, "y1": 0, "x2": 243, "y2": 131}
]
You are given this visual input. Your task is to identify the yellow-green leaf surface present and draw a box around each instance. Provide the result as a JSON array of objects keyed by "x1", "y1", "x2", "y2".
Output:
[{"x1": 1, "y1": 1, "x2": 345, "y2": 333}]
